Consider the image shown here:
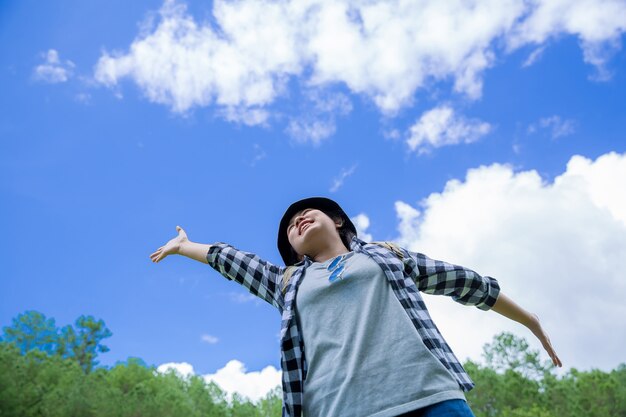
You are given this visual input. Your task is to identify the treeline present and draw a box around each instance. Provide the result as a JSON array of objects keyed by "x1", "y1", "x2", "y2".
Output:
[
  {"x1": 0, "y1": 343, "x2": 280, "y2": 417},
  {"x1": 1, "y1": 311, "x2": 625, "y2": 417},
  {"x1": 0, "y1": 311, "x2": 279, "y2": 417},
  {"x1": 464, "y1": 333, "x2": 626, "y2": 417}
]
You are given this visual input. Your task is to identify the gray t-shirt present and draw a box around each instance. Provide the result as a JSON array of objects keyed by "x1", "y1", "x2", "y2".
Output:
[{"x1": 295, "y1": 251, "x2": 465, "y2": 417}]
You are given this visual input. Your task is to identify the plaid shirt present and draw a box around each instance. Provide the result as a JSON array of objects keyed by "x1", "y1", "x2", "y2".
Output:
[{"x1": 206, "y1": 236, "x2": 500, "y2": 417}]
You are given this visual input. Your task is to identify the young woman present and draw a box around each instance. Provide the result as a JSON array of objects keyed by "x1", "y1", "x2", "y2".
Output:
[{"x1": 150, "y1": 197, "x2": 561, "y2": 417}]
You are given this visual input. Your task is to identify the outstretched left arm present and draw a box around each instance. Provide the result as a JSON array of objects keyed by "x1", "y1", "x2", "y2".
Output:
[
  {"x1": 394, "y1": 243, "x2": 563, "y2": 368},
  {"x1": 492, "y1": 292, "x2": 563, "y2": 368}
]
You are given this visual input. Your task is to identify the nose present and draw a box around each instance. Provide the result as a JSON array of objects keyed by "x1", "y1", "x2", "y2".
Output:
[{"x1": 294, "y1": 214, "x2": 308, "y2": 233}]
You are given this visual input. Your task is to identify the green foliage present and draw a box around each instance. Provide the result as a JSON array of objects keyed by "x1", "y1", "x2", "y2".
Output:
[
  {"x1": 255, "y1": 386, "x2": 283, "y2": 417},
  {"x1": 3, "y1": 310, "x2": 625, "y2": 416},
  {"x1": 0, "y1": 341, "x2": 282, "y2": 417},
  {"x1": 1, "y1": 310, "x2": 112, "y2": 374},
  {"x1": 466, "y1": 332, "x2": 626, "y2": 417},
  {"x1": 0, "y1": 310, "x2": 286, "y2": 416},
  {"x1": 0, "y1": 341, "x2": 89, "y2": 417},
  {"x1": 56, "y1": 315, "x2": 112, "y2": 373},
  {"x1": 2, "y1": 310, "x2": 59, "y2": 355},
  {"x1": 481, "y1": 331, "x2": 551, "y2": 380}
]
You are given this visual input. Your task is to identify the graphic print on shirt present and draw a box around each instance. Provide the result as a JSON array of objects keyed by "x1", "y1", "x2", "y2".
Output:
[{"x1": 327, "y1": 252, "x2": 355, "y2": 283}]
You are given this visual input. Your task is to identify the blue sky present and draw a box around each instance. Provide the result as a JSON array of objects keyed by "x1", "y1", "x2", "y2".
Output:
[{"x1": 2, "y1": 0, "x2": 626, "y2": 401}]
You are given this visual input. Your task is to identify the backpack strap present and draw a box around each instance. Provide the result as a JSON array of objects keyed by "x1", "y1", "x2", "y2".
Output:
[
  {"x1": 280, "y1": 241, "x2": 405, "y2": 295},
  {"x1": 370, "y1": 241, "x2": 405, "y2": 260},
  {"x1": 281, "y1": 266, "x2": 297, "y2": 295}
]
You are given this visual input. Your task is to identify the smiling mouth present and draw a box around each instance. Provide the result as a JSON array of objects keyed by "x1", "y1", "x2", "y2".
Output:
[{"x1": 299, "y1": 221, "x2": 312, "y2": 235}]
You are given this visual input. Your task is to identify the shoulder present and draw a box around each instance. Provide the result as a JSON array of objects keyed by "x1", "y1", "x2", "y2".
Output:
[{"x1": 368, "y1": 240, "x2": 407, "y2": 259}]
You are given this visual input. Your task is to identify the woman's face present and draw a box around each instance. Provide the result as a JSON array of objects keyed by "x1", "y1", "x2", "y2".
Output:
[{"x1": 287, "y1": 208, "x2": 343, "y2": 261}]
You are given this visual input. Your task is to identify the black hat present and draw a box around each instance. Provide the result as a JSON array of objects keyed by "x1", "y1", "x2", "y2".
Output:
[{"x1": 277, "y1": 197, "x2": 357, "y2": 266}]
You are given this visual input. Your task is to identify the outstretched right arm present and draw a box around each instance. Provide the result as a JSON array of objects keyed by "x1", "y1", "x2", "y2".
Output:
[
  {"x1": 205, "y1": 243, "x2": 286, "y2": 310},
  {"x1": 150, "y1": 226, "x2": 285, "y2": 311}
]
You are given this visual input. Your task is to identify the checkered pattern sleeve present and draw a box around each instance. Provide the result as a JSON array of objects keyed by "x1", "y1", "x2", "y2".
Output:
[
  {"x1": 403, "y1": 248, "x2": 501, "y2": 311},
  {"x1": 206, "y1": 242, "x2": 286, "y2": 311}
]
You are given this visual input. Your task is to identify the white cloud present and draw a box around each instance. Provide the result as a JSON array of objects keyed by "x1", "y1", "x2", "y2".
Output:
[
  {"x1": 157, "y1": 361, "x2": 195, "y2": 378},
  {"x1": 94, "y1": 0, "x2": 300, "y2": 117},
  {"x1": 330, "y1": 164, "x2": 357, "y2": 193},
  {"x1": 393, "y1": 151, "x2": 626, "y2": 373},
  {"x1": 94, "y1": 0, "x2": 626, "y2": 121},
  {"x1": 528, "y1": 115, "x2": 577, "y2": 139},
  {"x1": 285, "y1": 118, "x2": 336, "y2": 146},
  {"x1": 286, "y1": 91, "x2": 353, "y2": 145},
  {"x1": 407, "y1": 105, "x2": 492, "y2": 153},
  {"x1": 351, "y1": 213, "x2": 373, "y2": 242},
  {"x1": 310, "y1": 90, "x2": 353, "y2": 115},
  {"x1": 507, "y1": 0, "x2": 626, "y2": 80},
  {"x1": 201, "y1": 334, "x2": 219, "y2": 344},
  {"x1": 34, "y1": 49, "x2": 75, "y2": 83},
  {"x1": 383, "y1": 128, "x2": 402, "y2": 141},
  {"x1": 249, "y1": 144, "x2": 267, "y2": 167},
  {"x1": 156, "y1": 359, "x2": 281, "y2": 402},
  {"x1": 218, "y1": 107, "x2": 271, "y2": 127},
  {"x1": 203, "y1": 360, "x2": 281, "y2": 403},
  {"x1": 522, "y1": 45, "x2": 548, "y2": 67},
  {"x1": 580, "y1": 37, "x2": 622, "y2": 81}
]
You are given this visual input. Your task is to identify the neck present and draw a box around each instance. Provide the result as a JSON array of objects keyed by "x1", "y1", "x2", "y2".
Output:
[{"x1": 311, "y1": 240, "x2": 351, "y2": 263}]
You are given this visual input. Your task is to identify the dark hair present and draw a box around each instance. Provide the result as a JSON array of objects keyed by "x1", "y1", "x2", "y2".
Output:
[{"x1": 287, "y1": 208, "x2": 357, "y2": 264}]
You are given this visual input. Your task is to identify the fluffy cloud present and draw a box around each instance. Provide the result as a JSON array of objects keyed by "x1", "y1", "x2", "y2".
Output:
[
  {"x1": 157, "y1": 359, "x2": 281, "y2": 403},
  {"x1": 157, "y1": 361, "x2": 195, "y2": 378},
  {"x1": 507, "y1": 0, "x2": 626, "y2": 79},
  {"x1": 33, "y1": 49, "x2": 74, "y2": 83},
  {"x1": 285, "y1": 118, "x2": 337, "y2": 146},
  {"x1": 393, "y1": 151, "x2": 626, "y2": 373},
  {"x1": 94, "y1": 0, "x2": 626, "y2": 122},
  {"x1": 407, "y1": 105, "x2": 492, "y2": 153},
  {"x1": 94, "y1": 0, "x2": 300, "y2": 116},
  {"x1": 203, "y1": 359, "x2": 281, "y2": 402}
]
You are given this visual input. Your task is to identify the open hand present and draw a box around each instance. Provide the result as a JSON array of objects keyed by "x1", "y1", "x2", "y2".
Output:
[{"x1": 149, "y1": 226, "x2": 189, "y2": 263}]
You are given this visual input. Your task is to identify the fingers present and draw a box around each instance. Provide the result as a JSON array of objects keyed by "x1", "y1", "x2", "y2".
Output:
[
  {"x1": 544, "y1": 339, "x2": 562, "y2": 367},
  {"x1": 150, "y1": 247, "x2": 164, "y2": 263},
  {"x1": 550, "y1": 348, "x2": 562, "y2": 367},
  {"x1": 150, "y1": 227, "x2": 183, "y2": 263},
  {"x1": 536, "y1": 327, "x2": 562, "y2": 367}
]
